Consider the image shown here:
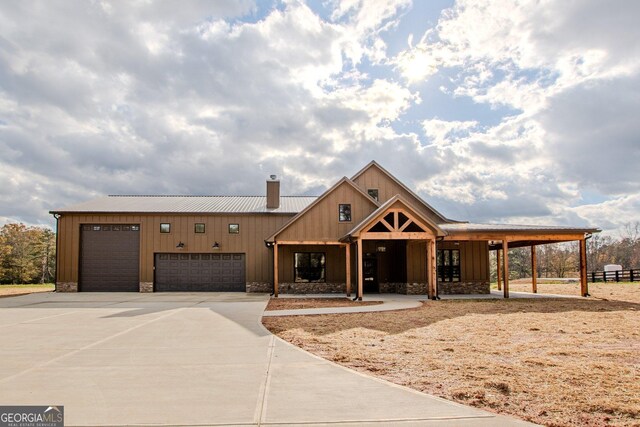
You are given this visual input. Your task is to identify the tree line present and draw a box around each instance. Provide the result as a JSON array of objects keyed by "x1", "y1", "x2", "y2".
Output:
[
  {"x1": 490, "y1": 222, "x2": 640, "y2": 280},
  {"x1": 0, "y1": 223, "x2": 55, "y2": 284}
]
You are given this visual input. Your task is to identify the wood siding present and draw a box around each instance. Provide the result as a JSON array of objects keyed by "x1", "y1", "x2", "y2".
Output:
[
  {"x1": 278, "y1": 245, "x2": 346, "y2": 283},
  {"x1": 440, "y1": 240, "x2": 490, "y2": 281},
  {"x1": 277, "y1": 181, "x2": 378, "y2": 241},
  {"x1": 57, "y1": 213, "x2": 292, "y2": 284},
  {"x1": 352, "y1": 165, "x2": 445, "y2": 224}
]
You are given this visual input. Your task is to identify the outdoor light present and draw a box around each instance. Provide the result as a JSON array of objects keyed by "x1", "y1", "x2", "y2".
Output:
[
  {"x1": 212, "y1": 242, "x2": 220, "y2": 249},
  {"x1": 176, "y1": 242, "x2": 185, "y2": 249},
  {"x1": 377, "y1": 246, "x2": 386, "y2": 252}
]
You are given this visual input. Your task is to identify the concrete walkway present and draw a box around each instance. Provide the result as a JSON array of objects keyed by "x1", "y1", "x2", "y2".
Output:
[
  {"x1": 264, "y1": 290, "x2": 580, "y2": 316},
  {"x1": 0, "y1": 292, "x2": 535, "y2": 426}
]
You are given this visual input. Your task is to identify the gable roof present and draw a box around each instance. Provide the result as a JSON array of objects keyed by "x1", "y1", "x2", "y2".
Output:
[
  {"x1": 341, "y1": 194, "x2": 446, "y2": 240},
  {"x1": 351, "y1": 161, "x2": 458, "y2": 224},
  {"x1": 266, "y1": 177, "x2": 379, "y2": 242},
  {"x1": 50, "y1": 195, "x2": 316, "y2": 214}
]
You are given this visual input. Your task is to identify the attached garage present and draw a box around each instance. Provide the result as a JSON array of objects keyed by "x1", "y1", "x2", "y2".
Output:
[
  {"x1": 80, "y1": 224, "x2": 140, "y2": 292},
  {"x1": 155, "y1": 253, "x2": 246, "y2": 292}
]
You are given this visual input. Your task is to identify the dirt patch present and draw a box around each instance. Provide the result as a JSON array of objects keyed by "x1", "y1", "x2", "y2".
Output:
[
  {"x1": 502, "y1": 281, "x2": 640, "y2": 303},
  {"x1": 263, "y1": 285, "x2": 640, "y2": 426},
  {"x1": 0, "y1": 285, "x2": 55, "y2": 297},
  {"x1": 266, "y1": 297, "x2": 382, "y2": 311}
]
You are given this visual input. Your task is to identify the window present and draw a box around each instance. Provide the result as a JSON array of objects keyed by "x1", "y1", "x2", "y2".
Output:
[
  {"x1": 228, "y1": 223, "x2": 239, "y2": 234},
  {"x1": 367, "y1": 189, "x2": 379, "y2": 201},
  {"x1": 437, "y1": 249, "x2": 460, "y2": 282},
  {"x1": 294, "y1": 252, "x2": 326, "y2": 283},
  {"x1": 194, "y1": 223, "x2": 205, "y2": 233},
  {"x1": 338, "y1": 204, "x2": 351, "y2": 222},
  {"x1": 160, "y1": 223, "x2": 171, "y2": 233}
]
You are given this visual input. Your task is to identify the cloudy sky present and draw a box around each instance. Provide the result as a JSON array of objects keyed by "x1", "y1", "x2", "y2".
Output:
[{"x1": 1, "y1": 0, "x2": 638, "y2": 235}]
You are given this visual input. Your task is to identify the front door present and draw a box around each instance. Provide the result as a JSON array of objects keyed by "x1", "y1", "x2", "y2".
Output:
[{"x1": 363, "y1": 254, "x2": 378, "y2": 293}]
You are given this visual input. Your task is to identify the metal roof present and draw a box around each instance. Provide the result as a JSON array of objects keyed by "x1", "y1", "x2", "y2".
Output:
[
  {"x1": 441, "y1": 222, "x2": 600, "y2": 234},
  {"x1": 51, "y1": 195, "x2": 317, "y2": 214}
]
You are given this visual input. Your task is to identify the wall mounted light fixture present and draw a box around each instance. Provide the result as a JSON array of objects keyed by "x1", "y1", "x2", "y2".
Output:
[
  {"x1": 176, "y1": 242, "x2": 185, "y2": 249},
  {"x1": 212, "y1": 242, "x2": 220, "y2": 249}
]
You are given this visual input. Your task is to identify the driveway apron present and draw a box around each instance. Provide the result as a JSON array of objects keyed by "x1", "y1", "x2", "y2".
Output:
[{"x1": 0, "y1": 292, "x2": 535, "y2": 426}]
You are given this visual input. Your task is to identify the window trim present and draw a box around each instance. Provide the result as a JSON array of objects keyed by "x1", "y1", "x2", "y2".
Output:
[
  {"x1": 160, "y1": 223, "x2": 171, "y2": 233},
  {"x1": 338, "y1": 203, "x2": 352, "y2": 222},
  {"x1": 228, "y1": 223, "x2": 240, "y2": 234},
  {"x1": 437, "y1": 249, "x2": 461, "y2": 282},
  {"x1": 294, "y1": 252, "x2": 326, "y2": 283},
  {"x1": 194, "y1": 223, "x2": 205, "y2": 233}
]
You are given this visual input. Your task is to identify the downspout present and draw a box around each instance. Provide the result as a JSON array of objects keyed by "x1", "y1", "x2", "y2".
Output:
[{"x1": 53, "y1": 213, "x2": 61, "y2": 292}]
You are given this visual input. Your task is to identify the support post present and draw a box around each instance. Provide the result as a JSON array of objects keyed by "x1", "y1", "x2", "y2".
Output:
[
  {"x1": 345, "y1": 243, "x2": 351, "y2": 297},
  {"x1": 273, "y1": 243, "x2": 279, "y2": 297},
  {"x1": 496, "y1": 249, "x2": 502, "y2": 291},
  {"x1": 430, "y1": 239, "x2": 437, "y2": 299},
  {"x1": 357, "y1": 238, "x2": 363, "y2": 301},
  {"x1": 531, "y1": 245, "x2": 537, "y2": 293},
  {"x1": 503, "y1": 239, "x2": 509, "y2": 298},
  {"x1": 579, "y1": 238, "x2": 588, "y2": 297}
]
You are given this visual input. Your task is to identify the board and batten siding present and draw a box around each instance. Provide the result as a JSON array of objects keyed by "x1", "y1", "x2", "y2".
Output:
[
  {"x1": 278, "y1": 245, "x2": 346, "y2": 283},
  {"x1": 276, "y1": 181, "x2": 378, "y2": 242},
  {"x1": 56, "y1": 213, "x2": 292, "y2": 284},
  {"x1": 406, "y1": 240, "x2": 489, "y2": 283},
  {"x1": 352, "y1": 166, "x2": 445, "y2": 224}
]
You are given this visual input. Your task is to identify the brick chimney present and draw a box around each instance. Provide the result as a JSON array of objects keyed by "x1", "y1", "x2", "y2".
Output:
[{"x1": 266, "y1": 175, "x2": 280, "y2": 209}]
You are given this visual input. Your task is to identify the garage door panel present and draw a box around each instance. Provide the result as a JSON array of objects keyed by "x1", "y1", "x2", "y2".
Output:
[
  {"x1": 155, "y1": 253, "x2": 245, "y2": 292},
  {"x1": 80, "y1": 224, "x2": 140, "y2": 292}
]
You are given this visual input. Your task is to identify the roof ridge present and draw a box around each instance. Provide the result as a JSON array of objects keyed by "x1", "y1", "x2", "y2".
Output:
[{"x1": 106, "y1": 195, "x2": 318, "y2": 198}]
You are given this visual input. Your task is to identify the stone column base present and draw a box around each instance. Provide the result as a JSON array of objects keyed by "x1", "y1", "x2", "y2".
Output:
[
  {"x1": 56, "y1": 282, "x2": 78, "y2": 292},
  {"x1": 139, "y1": 282, "x2": 154, "y2": 293}
]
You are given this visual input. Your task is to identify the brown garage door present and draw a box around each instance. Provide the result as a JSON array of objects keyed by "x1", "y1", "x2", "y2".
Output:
[
  {"x1": 80, "y1": 224, "x2": 140, "y2": 292},
  {"x1": 155, "y1": 253, "x2": 246, "y2": 292}
]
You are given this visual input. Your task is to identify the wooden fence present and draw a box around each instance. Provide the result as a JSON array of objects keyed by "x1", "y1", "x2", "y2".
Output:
[{"x1": 589, "y1": 269, "x2": 639, "y2": 283}]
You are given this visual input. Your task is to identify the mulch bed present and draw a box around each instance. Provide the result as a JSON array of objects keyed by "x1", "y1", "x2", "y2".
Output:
[{"x1": 265, "y1": 297, "x2": 383, "y2": 311}]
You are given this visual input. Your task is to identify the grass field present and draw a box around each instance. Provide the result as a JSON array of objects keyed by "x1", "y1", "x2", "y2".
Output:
[
  {"x1": 263, "y1": 283, "x2": 640, "y2": 426},
  {"x1": 0, "y1": 284, "x2": 55, "y2": 297}
]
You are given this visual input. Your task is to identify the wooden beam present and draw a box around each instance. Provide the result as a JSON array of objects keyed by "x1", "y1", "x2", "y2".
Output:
[
  {"x1": 426, "y1": 241, "x2": 433, "y2": 299},
  {"x1": 345, "y1": 243, "x2": 351, "y2": 297},
  {"x1": 429, "y1": 239, "x2": 437, "y2": 299},
  {"x1": 503, "y1": 239, "x2": 509, "y2": 298},
  {"x1": 445, "y1": 233, "x2": 585, "y2": 242},
  {"x1": 273, "y1": 243, "x2": 279, "y2": 297},
  {"x1": 496, "y1": 249, "x2": 502, "y2": 291},
  {"x1": 580, "y1": 238, "x2": 588, "y2": 297},
  {"x1": 361, "y1": 232, "x2": 435, "y2": 240},
  {"x1": 531, "y1": 245, "x2": 537, "y2": 293},
  {"x1": 357, "y1": 238, "x2": 363, "y2": 301},
  {"x1": 276, "y1": 240, "x2": 343, "y2": 245}
]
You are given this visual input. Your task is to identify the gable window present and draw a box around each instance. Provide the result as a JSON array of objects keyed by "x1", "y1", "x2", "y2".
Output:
[
  {"x1": 228, "y1": 223, "x2": 239, "y2": 234},
  {"x1": 294, "y1": 252, "x2": 326, "y2": 283},
  {"x1": 160, "y1": 223, "x2": 171, "y2": 233},
  {"x1": 338, "y1": 204, "x2": 352, "y2": 222},
  {"x1": 194, "y1": 223, "x2": 205, "y2": 233},
  {"x1": 367, "y1": 189, "x2": 379, "y2": 201},
  {"x1": 437, "y1": 249, "x2": 460, "y2": 282}
]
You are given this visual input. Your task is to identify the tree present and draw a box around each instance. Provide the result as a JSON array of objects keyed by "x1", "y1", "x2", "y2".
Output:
[{"x1": 0, "y1": 223, "x2": 56, "y2": 284}]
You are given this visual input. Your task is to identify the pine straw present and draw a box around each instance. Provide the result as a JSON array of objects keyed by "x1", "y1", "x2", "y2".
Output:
[
  {"x1": 266, "y1": 297, "x2": 382, "y2": 311},
  {"x1": 263, "y1": 288, "x2": 640, "y2": 426},
  {"x1": 0, "y1": 284, "x2": 55, "y2": 297}
]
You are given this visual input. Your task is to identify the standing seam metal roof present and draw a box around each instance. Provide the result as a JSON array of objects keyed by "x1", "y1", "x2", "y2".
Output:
[{"x1": 50, "y1": 196, "x2": 317, "y2": 214}]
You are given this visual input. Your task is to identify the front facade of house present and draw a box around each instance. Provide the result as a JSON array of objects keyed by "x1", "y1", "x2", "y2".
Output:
[{"x1": 51, "y1": 162, "x2": 599, "y2": 297}]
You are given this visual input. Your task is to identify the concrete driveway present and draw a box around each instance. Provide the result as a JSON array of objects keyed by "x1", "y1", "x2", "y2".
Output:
[{"x1": 0, "y1": 292, "x2": 534, "y2": 426}]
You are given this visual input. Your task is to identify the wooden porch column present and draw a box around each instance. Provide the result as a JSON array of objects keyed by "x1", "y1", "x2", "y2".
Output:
[
  {"x1": 357, "y1": 238, "x2": 363, "y2": 301},
  {"x1": 580, "y1": 238, "x2": 588, "y2": 297},
  {"x1": 531, "y1": 245, "x2": 537, "y2": 293},
  {"x1": 496, "y1": 249, "x2": 502, "y2": 291},
  {"x1": 428, "y1": 239, "x2": 437, "y2": 299},
  {"x1": 345, "y1": 243, "x2": 351, "y2": 297},
  {"x1": 273, "y1": 243, "x2": 279, "y2": 297},
  {"x1": 503, "y1": 239, "x2": 510, "y2": 298}
]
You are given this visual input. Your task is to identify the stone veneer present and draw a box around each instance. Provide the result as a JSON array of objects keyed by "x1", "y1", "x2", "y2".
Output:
[
  {"x1": 397, "y1": 282, "x2": 428, "y2": 295},
  {"x1": 438, "y1": 281, "x2": 490, "y2": 295},
  {"x1": 246, "y1": 282, "x2": 273, "y2": 293},
  {"x1": 56, "y1": 282, "x2": 78, "y2": 292},
  {"x1": 139, "y1": 282, "x2": 154, "y2": 293}
]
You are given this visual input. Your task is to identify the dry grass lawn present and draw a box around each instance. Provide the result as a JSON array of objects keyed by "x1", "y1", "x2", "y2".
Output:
[
  {"x1": 0, "y1": 284, "x2": 55, "y2": 297},
  {"x1": 505, "y1": 280, "x2": 640, "y2": 304},
  {"x1": 263, "y1": 284, "x2": 640, "y2": 427},
  {"x1": 266, "y1": 297, "x2": 382, "y2": 311}
]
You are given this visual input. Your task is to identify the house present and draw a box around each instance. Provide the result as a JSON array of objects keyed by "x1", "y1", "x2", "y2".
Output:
[{"x1": 50, "y1": 161, "x2": 599, "y2": 298}]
